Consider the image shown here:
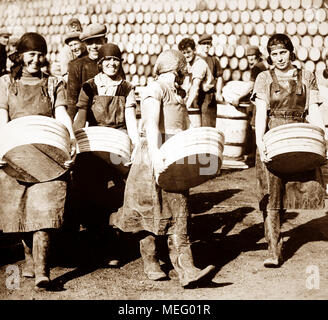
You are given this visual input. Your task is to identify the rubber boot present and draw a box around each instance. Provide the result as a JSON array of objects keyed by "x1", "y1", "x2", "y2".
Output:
[
  {"x1": 167, "y1": 234, "x2": 215, "y2": 287},
  {"x1": 140, "y1": 234, "x2": 166, "y2": 281},
  {"x1": 21, "y1": 239, "x2": 34, "y2": 278},
  {"x1": 33, "y1": 231, "x2": 50, "y2": 289},
  {"x1": 107, "y1": 227, "x2": 121, "y2": 267},
  {"x1": 263, "y1": 210, "x2": 283, "y2": 267}
]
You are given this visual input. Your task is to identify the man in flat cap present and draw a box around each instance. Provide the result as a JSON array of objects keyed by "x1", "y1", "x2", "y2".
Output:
[
  {"x1": 59, "y1": 31, "x2": 86, "y2": 81},
  {"x1": 58, "y1": 18, "x2": 85, "y2": 80},
  {"x1": 67, "y1": 23, "x2": 107, "y2": 120},
  {"x1": 0, "y1": 28, "x2": 11, "y2": 76},
  {"x1": 198, "y1": 34, "x2": 223, "y2": 102},
  {"x1": 178, "y1": 36, "x2": 222, "y2": 127}
]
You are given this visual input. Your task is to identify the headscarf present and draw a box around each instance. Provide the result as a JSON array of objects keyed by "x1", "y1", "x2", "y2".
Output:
[
  {"x1": 16, "y1": 32, "x2": 47, "y2": 55},
  {"x1": 267, "y1": 33, "x2": 295, "y2": 64}
]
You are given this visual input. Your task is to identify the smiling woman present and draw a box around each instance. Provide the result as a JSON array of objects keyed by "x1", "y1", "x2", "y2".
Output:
[{"x1": 0, "y1": 32, "x2": 76, "y2": 291}]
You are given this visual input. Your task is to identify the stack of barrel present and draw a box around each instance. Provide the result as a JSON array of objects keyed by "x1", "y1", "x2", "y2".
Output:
[{"x1": 0, "y1": 0, "x2": 327, "y2": 87}]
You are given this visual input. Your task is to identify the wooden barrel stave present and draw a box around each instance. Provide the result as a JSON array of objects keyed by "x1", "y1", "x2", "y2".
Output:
[
  {"x1": 264, "y1": 123, "x2": 326, "y2": 173},
  {"x1": 157, "y1": 127, "x2": 224, "y2": 192}
]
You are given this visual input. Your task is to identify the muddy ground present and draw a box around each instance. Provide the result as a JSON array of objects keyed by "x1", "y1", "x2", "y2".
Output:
[{"x1": 1, "y1": 166, "x2": 328, "y2": 301}]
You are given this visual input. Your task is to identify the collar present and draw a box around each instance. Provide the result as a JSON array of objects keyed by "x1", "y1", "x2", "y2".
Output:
[{"x1": 94, "y1": 73, "x2": 123, "y2": 89}]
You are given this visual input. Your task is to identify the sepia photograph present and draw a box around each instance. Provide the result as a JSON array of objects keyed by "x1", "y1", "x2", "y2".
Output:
[{"x1": 0, "y1": 0, "x2": 327, "y2": 309}]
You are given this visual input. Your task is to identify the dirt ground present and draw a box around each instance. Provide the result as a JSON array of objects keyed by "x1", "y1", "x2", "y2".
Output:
[{"x1": 1, "y1": 166, "x2": 328, "y2": 301}]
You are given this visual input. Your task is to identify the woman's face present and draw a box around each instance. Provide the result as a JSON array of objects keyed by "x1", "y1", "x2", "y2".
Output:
[
  {"x1": 270, "y1": 48, "x2": 291, "y2": 70},
  {"x1": 102, "y1": 57, "x2": 121, "y2": 77},
  {"x1": 68, "y1": 39, "x2": 82, "y2": 58},
  {"x1": 22, "y1": 51, "x2": 45, "y2": 74}
]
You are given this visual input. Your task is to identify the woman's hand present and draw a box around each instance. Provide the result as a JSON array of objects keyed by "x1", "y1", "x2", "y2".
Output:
[
  {"x1": 64, "y1": 138, "x2": 77, "y2": 169},
  {"x1": 124, "y1": 141, "x2": 140, "y2": 167},
  {"x1": 257, "y1": 140, "x2": 271, "y2": 163},
  {"x1": 0, "y1": 159, "x2": 6, "y2": 168},
  {"x1": 151, "y1": 149, "x2": 166, "y2": 176},
  {"x1": 69, "y1": 138, "x2": 77, "y2": 158}
]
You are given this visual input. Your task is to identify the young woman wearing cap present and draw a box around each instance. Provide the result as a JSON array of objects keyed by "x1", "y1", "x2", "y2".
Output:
[
  {"x1": 0, "y1": 32, "x2": 76, "y2": 289},
  {"x1": 253, "y1": 34, "x2": 326, "y2": 267},
  {"x1": 72, "y1": 43, "x2": 139, "y2": 267},
  {"x1": 112, "y1": 49, "x2": 214, "y2": 287}
]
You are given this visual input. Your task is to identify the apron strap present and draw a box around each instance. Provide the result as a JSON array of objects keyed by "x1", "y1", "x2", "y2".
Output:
[
  {"x1": 295, "y1": 68, "x2": 303, "y2": 95},
  {"x1": 269, "y1": 69, "x2": 280, "y2": 93}
]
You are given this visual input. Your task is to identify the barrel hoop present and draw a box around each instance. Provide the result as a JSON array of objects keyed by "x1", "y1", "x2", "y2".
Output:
[
  {"x1": 216, "y1": 115, "x2": 248, "y2": 120},
  {"x1": 224, "y1": 142, "x2": 245, "y2": 146}
]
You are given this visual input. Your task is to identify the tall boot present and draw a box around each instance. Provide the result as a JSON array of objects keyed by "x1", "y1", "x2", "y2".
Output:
[
  {"x1": 167, "y1": 234, "x2": 215, "y2": 287},
  {"x1": 22, "y1": 238, "x2": 34, "y2": 278},
  {"x1": 140, "y1": 234, "x2": 166, "y2": 281},
  {"x1": 33, "y1": 230, "x2": 50, "y2": 289},
  {"x1": 263, "y1": 210, "x2": 283, "y2": 267}
]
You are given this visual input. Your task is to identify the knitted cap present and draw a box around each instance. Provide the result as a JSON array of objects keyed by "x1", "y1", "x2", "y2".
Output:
[{"x1": 153, "y1": 50, "x2": 187, "y2": 75}]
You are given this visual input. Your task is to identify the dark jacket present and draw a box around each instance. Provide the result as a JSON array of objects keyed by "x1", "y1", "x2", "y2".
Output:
[
  {"x1": 0, "y1": 44, "x2": 7, "y2": 76},
  {"x1": 67, "y1": 55, "x2": 99, "y2": 120}
]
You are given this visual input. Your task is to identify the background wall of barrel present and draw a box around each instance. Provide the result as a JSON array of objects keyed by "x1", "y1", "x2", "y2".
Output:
[{"x1": 0, "y1": 0, "x2": 328, "y2": 86}]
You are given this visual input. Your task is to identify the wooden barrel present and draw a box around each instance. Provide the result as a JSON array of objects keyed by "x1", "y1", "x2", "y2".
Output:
[
  {"x1": 188, "y1": 108, "x2": 201, "y2": 128},
  {"x1": 0, "y1": 115, "x2": 71, "y2": 183},
  {"x1": 75, "y1": 126, "x2": 131, "y2": 174},
  {"x1": 216, "y1": 103, "x2": 250, "y2": 159},
  {"x1": 263, "y1": 123, "x2": 326, "y2": 174},
  {"x1": 157, "y1": 127, "x2": 225, "y2": 192}
]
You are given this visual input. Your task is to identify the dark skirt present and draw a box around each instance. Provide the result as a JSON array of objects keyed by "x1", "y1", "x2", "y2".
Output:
[
  {"x1": 111, "y1": 138, "x2": 189, "y2": 236},
  {"x1": 255, "y1": 150, "x2": 325, "y2": 211},
  {"x1": 0, "y1": 170, "x2": 68, "y2": 233},
  {"x1": 70, "y1": 152, "x2": 126, "y2": 229}
]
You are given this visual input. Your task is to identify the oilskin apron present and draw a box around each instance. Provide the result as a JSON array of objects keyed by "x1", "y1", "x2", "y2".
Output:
[
  {"x1": 256, "y1": 69, "x2": 325, "y2": 211},
  {"x1": 0, "y1": 76, "x2": 67, "y2": 232}
]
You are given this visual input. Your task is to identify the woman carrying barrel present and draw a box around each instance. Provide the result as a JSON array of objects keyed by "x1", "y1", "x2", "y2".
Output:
[
  {"x1": 0, "y1": 32, "x2": 76, "y2": 289},
  {"x1": 73, "y1": 43, "x2": 139, "y2": 266},
  {"x1": 253, "y1": 34, "x2": 326, "y2": 267},
  {"x1": 112, "y1": 50, "x2": 214, "y2": 287}
]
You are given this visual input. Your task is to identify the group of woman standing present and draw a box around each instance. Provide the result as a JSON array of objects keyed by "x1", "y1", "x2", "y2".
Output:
[{"x1": 0, "y1": 31, "x2": 326, "y2": 291}]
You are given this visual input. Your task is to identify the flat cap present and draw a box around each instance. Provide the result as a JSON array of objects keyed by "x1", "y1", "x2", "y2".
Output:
[
  {"x1": 0, "y1": 27, "x2": 11, "y2": 37},
  {"x1": 64, "y1": 31, "x2": 81, "y2": 44},
  {"x1": 246, "y1": 45, "x2": 260, "y2": 56},
  {"x1": 79, "y1": 23, "x2": 107, "y2": 41},
  {"x1": 198, "y1": 34, "x2": 212, "y2": 44}
]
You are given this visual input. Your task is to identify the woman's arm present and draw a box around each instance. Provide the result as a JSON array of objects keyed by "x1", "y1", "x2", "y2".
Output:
[
  {"x1": 0, "y1": 108, "x2": 9, "y2": 128},
  {"x1": 125, "y1": 107, "x2": 140, "y2": 147},
  {"x1": 73, "y1": 109, "x2": 87, "y2": 131},
  {"x1": 308, "y1": 103, "x2": 325, "y2": 132},
  {"x1": 255, "y1": 98, "x2": 271, "y2": 162},
  {"x1": 142, "y1": 96, "x2": 166, "y2": 174},
  {"x1": 55, "y1": 106, "x2": 77, "y2": 165}
]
